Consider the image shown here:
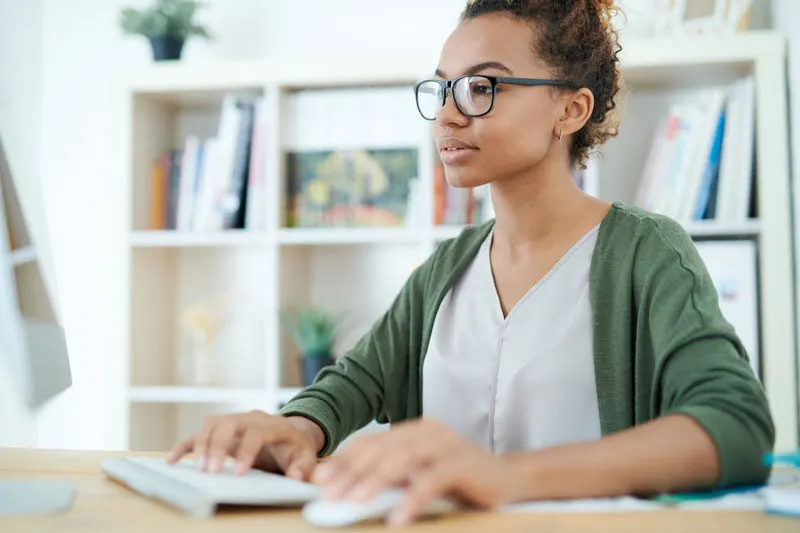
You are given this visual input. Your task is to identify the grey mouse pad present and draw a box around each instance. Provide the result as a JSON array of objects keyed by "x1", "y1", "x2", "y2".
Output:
[{"x1": 0, "y1": 480, "x2": 76, "y2": 515}]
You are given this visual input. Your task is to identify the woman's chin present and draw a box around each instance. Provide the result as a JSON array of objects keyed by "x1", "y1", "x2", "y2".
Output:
[{"x1": 443, "y1": 169, "x2": 492, "y2": 189}]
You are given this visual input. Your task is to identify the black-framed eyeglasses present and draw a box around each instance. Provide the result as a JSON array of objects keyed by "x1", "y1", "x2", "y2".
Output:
[{"x1": 414, "y1": 75, "x2": 577, "y2": 121}]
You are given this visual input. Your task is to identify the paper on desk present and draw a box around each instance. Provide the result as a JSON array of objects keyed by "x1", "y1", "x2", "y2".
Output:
[
  {"x1": 501, "y1": 467, "x2": 800, "y2": 514},
  {"x1": 501, "y1": 496, "x2": 664, "y2": 513}
]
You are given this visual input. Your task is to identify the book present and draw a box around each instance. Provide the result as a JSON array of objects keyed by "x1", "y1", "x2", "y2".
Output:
[
  {"x1": 634, "y1": 77, "x2": 756, "y2": 224},
  {"x1": 147, "y1": 94, "x2": 266, "y2": 232}
]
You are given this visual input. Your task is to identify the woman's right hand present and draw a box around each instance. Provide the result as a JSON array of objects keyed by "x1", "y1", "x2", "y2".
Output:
[{"x1": 166, "y1": 410, "x2": 324, "y2": 481}]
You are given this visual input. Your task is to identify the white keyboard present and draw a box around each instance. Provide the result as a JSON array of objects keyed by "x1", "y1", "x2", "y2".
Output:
[
  {"x1": 102, "y1": 456, "x2": 323, "y2": 518},
  {"x1": 129, "y1": 457, "x2": 322, "y2": 501}
]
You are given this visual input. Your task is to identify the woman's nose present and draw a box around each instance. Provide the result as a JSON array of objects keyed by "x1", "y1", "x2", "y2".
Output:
[{"x1": 435, "y1": 88, "x2": 470, "y2": 128}]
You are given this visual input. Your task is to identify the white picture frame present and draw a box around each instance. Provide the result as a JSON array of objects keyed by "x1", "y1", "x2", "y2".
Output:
[
  {"x1": 653, "y1": 0, "x2": 753, "y2": 35},
  {"x1": 678, "y1": 0, "x2": 728, "y2": 33}
]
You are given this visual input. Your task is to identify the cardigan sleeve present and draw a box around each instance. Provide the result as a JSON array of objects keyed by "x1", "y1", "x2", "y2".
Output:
[
  {"x1": 279, "y1": 251, "x2": 434, "y2": 457},
  {"x1": 635, "y1": 218, "x2": 775, "y2": 488}
]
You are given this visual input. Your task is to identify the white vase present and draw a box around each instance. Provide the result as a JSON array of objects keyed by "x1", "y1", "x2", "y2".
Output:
[{"x1": 180, "y1": 332, "x2": 218, "y2": 386}]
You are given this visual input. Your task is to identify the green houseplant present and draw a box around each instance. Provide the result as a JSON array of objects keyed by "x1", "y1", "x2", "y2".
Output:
[
  {"x1": 281, "y1": 307, "x2": 343, "y2": 386},
  {"x1": 120, "y1": 0, "x2": 212, "y2": 61}
]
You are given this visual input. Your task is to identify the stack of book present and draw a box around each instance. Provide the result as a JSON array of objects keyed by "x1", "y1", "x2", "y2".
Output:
[
  {"x1": 635, "y1": 77, "x2": 755, "y2": 225},
  {"x1": 149, "y1": 94, "x2": 267, "y2": 232}
]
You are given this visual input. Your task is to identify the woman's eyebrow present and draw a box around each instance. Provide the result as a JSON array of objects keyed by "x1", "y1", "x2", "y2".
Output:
[{"x1": 434, "y1": 61, "x2": 514, "y2": 79}]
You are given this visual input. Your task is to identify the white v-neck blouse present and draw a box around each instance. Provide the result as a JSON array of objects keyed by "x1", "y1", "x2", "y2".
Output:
[{"x1": 422, "y1": 226, "x2": 602, "y2": 454}]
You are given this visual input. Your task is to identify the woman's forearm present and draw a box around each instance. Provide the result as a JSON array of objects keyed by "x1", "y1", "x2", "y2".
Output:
[{"x1": 505, "y1": 414, "x2": 720, "y2": 502}]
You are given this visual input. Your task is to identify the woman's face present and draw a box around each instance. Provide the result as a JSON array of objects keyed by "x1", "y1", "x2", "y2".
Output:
[{"x1": 432, "y1": 13, "x2": 568, "y2": 188}]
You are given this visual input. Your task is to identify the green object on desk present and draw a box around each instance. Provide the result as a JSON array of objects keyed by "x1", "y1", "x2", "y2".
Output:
[
  {"x1": 655, "y1": 450, "x2": 800, "y2": 505},
  {"x1": 653, "y1": 485, "x2": 762, "y2": 505},
  {"x1": 764, "y1": 451, "x2": 800, "y2": 468}
]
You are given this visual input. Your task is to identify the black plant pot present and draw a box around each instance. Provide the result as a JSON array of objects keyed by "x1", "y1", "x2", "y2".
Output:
[
  {"x1": 148, "y1": 35, "x2": 185, "y2": 61},
  {"x1": 301, "y1": 351, "x2": 334, "y2": 387}
]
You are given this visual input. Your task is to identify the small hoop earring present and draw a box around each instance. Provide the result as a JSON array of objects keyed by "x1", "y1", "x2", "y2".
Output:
[{"x1": 557, "y1": 129, "x2": 563, "y2": 143}]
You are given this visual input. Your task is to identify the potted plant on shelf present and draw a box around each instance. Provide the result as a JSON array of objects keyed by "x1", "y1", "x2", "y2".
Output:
[
  {"x1": 119, "y1": 0, "x2": 212, "y2": 61},
  {"x1": 281, "y1": 307, "x2": 342, "y2": 386}
]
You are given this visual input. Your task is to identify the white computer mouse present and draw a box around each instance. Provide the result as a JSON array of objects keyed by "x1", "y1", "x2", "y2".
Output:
[{"x1": 302, "y1": 489, "x2": 457, "y2": 528}]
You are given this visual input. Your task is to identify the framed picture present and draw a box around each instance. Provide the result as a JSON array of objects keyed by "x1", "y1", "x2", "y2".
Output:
[
  {"x1": 680, "y1": 0, "x2": 728, "y2": 32},
  {"x1": 653, "y1": 0, "x2": 753, "y2": 35},
  {"x1": 693, "y1": 240, "x2": 761, "y2": 379}
]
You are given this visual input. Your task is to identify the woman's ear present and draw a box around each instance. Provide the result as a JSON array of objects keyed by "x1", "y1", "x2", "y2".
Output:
[{"x1": 558, "y1": 88, "x2": 594, "y2": 137}]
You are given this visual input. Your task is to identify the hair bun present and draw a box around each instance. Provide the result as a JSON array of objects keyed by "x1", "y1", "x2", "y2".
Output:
[
  {"x1": 589, "y1": 0, "x2": 617, "y2": 12},
  {"x1": 588, "y1": 0, "x2": 619, "y2": 32}
]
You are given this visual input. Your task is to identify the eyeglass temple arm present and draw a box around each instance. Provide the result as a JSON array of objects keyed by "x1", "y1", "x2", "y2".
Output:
[{"x1": 493, "y1": 76, "x2": 576, "y2": 88}]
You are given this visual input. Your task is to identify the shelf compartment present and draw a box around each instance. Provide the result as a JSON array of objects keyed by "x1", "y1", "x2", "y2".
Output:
[
  {"x1": 277, "y1": 244, "x2": 424, "y2": 389},
  {"x1": 129, "y1": 247, "x2": 270, "y2": 390}
]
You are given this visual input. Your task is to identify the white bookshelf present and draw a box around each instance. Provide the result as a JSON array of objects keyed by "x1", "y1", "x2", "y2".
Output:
[{"x1": 120, "y1": 31, "x2": 798, "y2": 453}]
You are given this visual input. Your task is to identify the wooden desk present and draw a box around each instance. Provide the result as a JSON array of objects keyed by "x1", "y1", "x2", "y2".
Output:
[{"x1": 0, "y1": 448, "x2": 796, "y2": 532}]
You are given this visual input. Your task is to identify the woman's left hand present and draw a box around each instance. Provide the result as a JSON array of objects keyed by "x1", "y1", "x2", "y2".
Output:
[{"x1": 311, "y1": 419, "x2": 523, "y2": 526}]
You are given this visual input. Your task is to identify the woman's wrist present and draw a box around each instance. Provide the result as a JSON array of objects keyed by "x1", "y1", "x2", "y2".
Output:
[
  {"x1": 500, "y1": 443, "x2": 631, "y2": 503},
  {"x1": 286, "y1": 415, "x2": 326, "y2": 455},
  {"x1": 501, "y1": 451, "x2": 545, "y2": 503}
]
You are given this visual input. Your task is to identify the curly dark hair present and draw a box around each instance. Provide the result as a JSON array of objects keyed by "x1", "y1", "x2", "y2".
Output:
[{"x1": 461, "y1": 0, "x2": 624, "y2": 168}]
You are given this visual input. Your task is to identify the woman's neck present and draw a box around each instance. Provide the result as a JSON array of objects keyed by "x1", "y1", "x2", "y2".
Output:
[{"x1": 490, "y1": 158, "x2": 606, "y2": 252}]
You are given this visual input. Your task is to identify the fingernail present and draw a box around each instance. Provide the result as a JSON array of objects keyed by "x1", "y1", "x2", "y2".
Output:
[
  {"x1": 196, "y1": 456, "x2": 205, "y2": 470},
  {"x1": 208, "y1": 458, "x2": 221, "y2": 473},
  {"x1": 234, "y1": 461, "x2": 247, "y2": 475}
]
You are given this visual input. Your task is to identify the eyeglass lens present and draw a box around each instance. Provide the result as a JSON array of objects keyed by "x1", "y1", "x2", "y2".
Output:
[{"x1": 416, "y1": 76, "x2": 493, "y2": 120}]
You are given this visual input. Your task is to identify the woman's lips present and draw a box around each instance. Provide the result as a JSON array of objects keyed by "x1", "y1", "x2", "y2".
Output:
[{"x1": 439, "y1": 139, "x2": 478, "y2": 165}]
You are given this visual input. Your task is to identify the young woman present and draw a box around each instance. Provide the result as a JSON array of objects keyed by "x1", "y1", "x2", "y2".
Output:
[{"x1": 168, "y1": 0, "x2": 774, "y2": 525}]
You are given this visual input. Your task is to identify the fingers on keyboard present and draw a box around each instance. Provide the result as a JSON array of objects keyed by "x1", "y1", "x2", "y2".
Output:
[
  {"x1": 234, "y1": 428, "x2": 264, "y2": 475},
  {"x1": 207, "y1": 418, "x2": 237, "y2": 473},
  {"x1": 166, "y1": 436, "x2": 195, "y2": 464}
]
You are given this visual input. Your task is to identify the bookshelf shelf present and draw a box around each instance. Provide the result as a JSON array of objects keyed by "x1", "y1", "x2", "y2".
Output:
[
  {"x1": 277, "y1": 387, "x2": 303, "y2": 405},
  {"x1": 129, "y1": 231, "x2": 268, "y2": 248},
  {"x1": 620, "y1": 31, "x2": 780, "y2": 69},
  {"x1": 433, "y1": 222, "x2": 762, "y2": 242},
  {"x1": 128, "y1": 60, "x2": 269, "y2": 102},
  {"x1": 277, "y1": 227, "x2": 426, "y2": 246},
  {"x1": 432, "y1": 225, "x2": 475, "y2": 242},
  {"x1": 685, "y1": 220, "x2": 761, "y2": 238},
  {"x1": 129, "y1": 386, "x2": 268, "y2": 404},
  {"x1": 9, "y1": 246, "x2": 36, "y2": 266},
  {"x1": 119, "y1": 30, "x2": 798, "y2": 454}
]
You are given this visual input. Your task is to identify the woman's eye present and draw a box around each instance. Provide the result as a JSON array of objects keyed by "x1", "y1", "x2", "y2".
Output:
[{"x1": 471, "y1": 84, "x2": 492, "y2": 96}]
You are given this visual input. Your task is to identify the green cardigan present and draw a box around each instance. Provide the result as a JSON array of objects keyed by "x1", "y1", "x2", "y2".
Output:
[{"x1": 280, "y1": 202, "x2": 775, "y2": 488}]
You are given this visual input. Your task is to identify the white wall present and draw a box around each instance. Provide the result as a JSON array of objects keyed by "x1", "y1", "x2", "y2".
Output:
[{"x1": 4, "y1": 0, "x2": 785, "y2": 451}]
